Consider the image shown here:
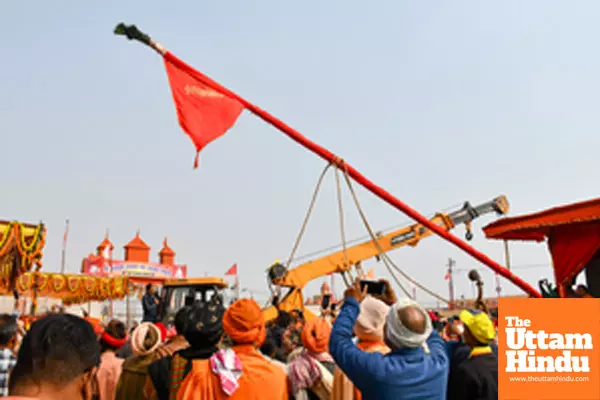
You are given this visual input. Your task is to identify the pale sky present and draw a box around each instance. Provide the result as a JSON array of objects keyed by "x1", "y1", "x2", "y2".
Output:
[{"x1": 2, "y1": 1, "x2": 599, "y2": 307}]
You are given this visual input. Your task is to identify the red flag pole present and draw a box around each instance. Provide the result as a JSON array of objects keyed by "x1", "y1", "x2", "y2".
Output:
[{"x1": 114, "y1": 24, "x2": 541, "y2": 298}]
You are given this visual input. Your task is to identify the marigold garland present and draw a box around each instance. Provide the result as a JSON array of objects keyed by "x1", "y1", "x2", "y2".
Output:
[
  {"x1": 0, "y1": 221, "x2": 46, "y2": 288},
  {"x1": 0, "y1": 272, "x2": 130, "y2": 305},
  {"x1": 51, "y1": 275, "x2": 66, "y2": 292},
  {"x1": 67, "y1": 277, "x2": 81, "y2": 292},
  {"x1": 1, "y1": 222, "x2": 132, "y2": 310}
]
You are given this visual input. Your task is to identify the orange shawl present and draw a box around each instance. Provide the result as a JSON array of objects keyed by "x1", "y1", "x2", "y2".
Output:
[{"x1": 175, "y1": 345, "x2": 288, "y2": 400}]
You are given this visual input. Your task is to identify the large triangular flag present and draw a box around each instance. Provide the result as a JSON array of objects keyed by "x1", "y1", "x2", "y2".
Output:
[
  {"x1": 164, "y1": 53, "x2": 245, "y2": 168},
  {"x1": 225, "y1": 263, "x2": 238, "y2": 276}
]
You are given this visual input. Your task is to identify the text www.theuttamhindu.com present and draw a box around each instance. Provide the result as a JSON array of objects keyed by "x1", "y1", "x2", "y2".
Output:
[{"x1": 509, "y1": 376, "x2": 590, "y2": 383}]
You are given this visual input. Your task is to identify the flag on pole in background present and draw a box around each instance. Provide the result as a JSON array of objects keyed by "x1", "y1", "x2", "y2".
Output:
[
  {"x1": 60, "y1": 219, "x2": 70, "y2": 274},
  {"x1": 225, "y1": 264, "x2": 241, "y2": 300},
  {"x1": 62, "y1": 219, "x2": 70, "y2": 249},
  {"x1": 164, "y1": 53, "x2": 245, "y2": 168},
  {"x1": 444, "y1": 271, "x2": 451, "y2": 280},
  {"x1": 225, "y1": 264, "x2": 238, "y2": 276}
]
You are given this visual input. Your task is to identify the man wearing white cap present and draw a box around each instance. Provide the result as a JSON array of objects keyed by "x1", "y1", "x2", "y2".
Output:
[
  {"x1": 329, "y1": 280, "x2": 449, "y2": 400},
  {"x1": 331, "y1": 295, "x2": 390, "y2": 400}
]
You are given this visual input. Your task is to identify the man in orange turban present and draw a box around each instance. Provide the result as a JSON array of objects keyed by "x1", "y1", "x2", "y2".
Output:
[
  {"x1": 222, "y1": 298, "x2": 267, "y2": 346},
  {"x1": 176, "y1": 299, "x2": 288, "y2": 400},
  {"x1": 288, "y1": 318, "x2": 335, "y2": 400}
]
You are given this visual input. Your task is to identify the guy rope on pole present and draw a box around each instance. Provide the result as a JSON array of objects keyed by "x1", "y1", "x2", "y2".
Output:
[
  {"x1": 334, "y1": 165, "x2": 352, "y2": 285},
  {"x1": 340, "y1": 164, "x2": 447, "y2": 303},
  {"x1": 114, "y1": 23, "x2": 541, "y2": 298},
  {"x1": 284, "y1": 163, "x2": 332, "y2": 270}
]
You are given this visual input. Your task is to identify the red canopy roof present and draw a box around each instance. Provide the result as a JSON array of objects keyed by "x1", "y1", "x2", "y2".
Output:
[
  {"x1": 483, "y1": 197, "x2": 600, "y2": 290},
  {"x1": 483, "y1": 197, "x2": 600, "y2": 242}
]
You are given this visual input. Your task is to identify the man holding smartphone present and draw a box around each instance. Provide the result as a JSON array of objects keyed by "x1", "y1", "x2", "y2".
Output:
[{"x1": 329, "y1": 279, "x2": 449, "y2": 400}]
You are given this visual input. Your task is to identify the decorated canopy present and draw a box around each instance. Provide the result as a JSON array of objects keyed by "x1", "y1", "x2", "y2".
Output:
[
  {"x1": 0, "y1": 271, "x2": 131, "y2": 306},
  {"x1": 0, "y1": 220, "x2": 46, "y2": 289},
  {"x1": 483, "y1": 197, "x2": 600, "y2": 295}
]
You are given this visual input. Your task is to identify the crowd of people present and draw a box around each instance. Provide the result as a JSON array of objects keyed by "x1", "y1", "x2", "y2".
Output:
[{"x1": 0, "y1": 280, "x2": 498, "y2": 400}]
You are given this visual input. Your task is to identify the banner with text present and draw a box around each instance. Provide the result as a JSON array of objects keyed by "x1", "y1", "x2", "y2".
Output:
[
  {"x1": 499, "y1": 298, "x2": 600, "y2": 400},
  {"x1": 82, "y1": 256, "x2": 187, "y2": 279}
]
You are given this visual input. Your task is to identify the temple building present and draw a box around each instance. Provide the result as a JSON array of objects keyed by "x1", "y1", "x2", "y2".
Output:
[
  {"x1": 82, "y1": 232, "x2": 187, "y2": 279},
  {"x1": 81, "y1": 232, "x2": 187, "y2": 324}
]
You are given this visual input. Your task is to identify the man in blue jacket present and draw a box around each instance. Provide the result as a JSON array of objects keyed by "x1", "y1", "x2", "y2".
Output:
[{"x1": 330, "y1": 280, "x2": 449, "y2": 400}]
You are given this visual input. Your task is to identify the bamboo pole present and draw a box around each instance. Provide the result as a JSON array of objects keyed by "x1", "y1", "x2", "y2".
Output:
[{"x1": 114, "y1": 23, "x2": 541, "y2": 298}]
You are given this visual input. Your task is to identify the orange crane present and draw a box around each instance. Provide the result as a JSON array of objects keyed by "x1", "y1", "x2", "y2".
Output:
[{"x1": 263, "y1": 195, "x2": 509, "y2": 321}]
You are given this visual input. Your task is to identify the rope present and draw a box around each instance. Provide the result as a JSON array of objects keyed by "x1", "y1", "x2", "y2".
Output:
[
  {"x1": 340, "y1": 165, "x2": 450, "y2": 304},
  {"x1": 284, "y1": 202, "x2": 463, "y2": 265},
  {"x1": 334, "y1": 165, "x2": 351, "y2": 286},
  {"x1": 341, "y1": 272, "x2": 351, "y2": 288},
  {"x1": 383, "y1": 252, "x2": 450, "y2": 304},
  {"x1": 355, "y1": 261, "x2": 365, "y2": 279},
  {"x1": 285, "y1": 163, "x2": 332, "y2": 269},
  {"x1": 336, "y1": 165, "x2": 411, "y2": 298}
]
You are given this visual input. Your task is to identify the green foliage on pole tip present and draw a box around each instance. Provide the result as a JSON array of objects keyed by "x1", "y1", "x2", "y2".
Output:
[{"x1": 113, "y1": 23, "x2": 151, "y2": 45}]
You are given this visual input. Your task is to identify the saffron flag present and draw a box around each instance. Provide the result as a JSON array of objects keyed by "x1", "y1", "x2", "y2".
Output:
[
  {"x1": 225, "y1": 263, "x2": 238, "y2": 276},
  {"x1": 444, "y1": 271, "x2": 451, "y2": 280},
  {"x1": 163, "y1": 52, "x2": 245, "y2": 168}
]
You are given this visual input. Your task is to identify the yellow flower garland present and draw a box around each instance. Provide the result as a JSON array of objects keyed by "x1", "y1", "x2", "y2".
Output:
[
  {"x1": 1, "y1": 272, "x2": 130, "y2": 305},
  {"x1": 0, "y1": 221, "x2": 46, "y2": 287}
]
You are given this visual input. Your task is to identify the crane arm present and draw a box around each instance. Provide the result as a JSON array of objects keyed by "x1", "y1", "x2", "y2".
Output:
[{"x1": 271, "y1": 196, "x2": 509, "y2": 291}]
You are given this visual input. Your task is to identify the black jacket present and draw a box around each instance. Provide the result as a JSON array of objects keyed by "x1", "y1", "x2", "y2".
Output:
[
  {"x1": 447, "y1": 352, "x2": 498, "y2": 400},
  {"x1": 142, "y1": 293, "x2": 157, "y2": 323}
]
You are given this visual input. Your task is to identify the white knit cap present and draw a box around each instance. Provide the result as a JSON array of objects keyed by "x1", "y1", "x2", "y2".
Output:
[
  {"x1": 354, "y1": 296, "x2": 389, "y2": 341},
  {"x1": 384, "y1": 298, "x2": 432, "y2": 349}
]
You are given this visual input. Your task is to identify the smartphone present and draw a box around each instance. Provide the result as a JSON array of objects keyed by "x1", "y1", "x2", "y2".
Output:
[
  {"x1": 321, "y1": 294, "x2": 331, "y2": 309},
  {"x1": 360, "y1": 280, "x2": 386, "y2": 296}
]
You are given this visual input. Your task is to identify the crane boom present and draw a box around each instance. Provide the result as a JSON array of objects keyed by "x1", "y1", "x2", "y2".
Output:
[{"x1": 264, "y1": 195, "x2": 509, "y2": 321}]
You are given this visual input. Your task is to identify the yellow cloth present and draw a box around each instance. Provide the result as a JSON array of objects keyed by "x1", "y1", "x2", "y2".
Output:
[{"x1": 469, "y1": 345, "x2": 493, "y2": 358}]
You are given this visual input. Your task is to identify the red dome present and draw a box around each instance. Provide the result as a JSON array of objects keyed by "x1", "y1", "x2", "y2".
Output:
[{"x1": 124, "y1": 231, "x2": 150, "y2": 249}]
